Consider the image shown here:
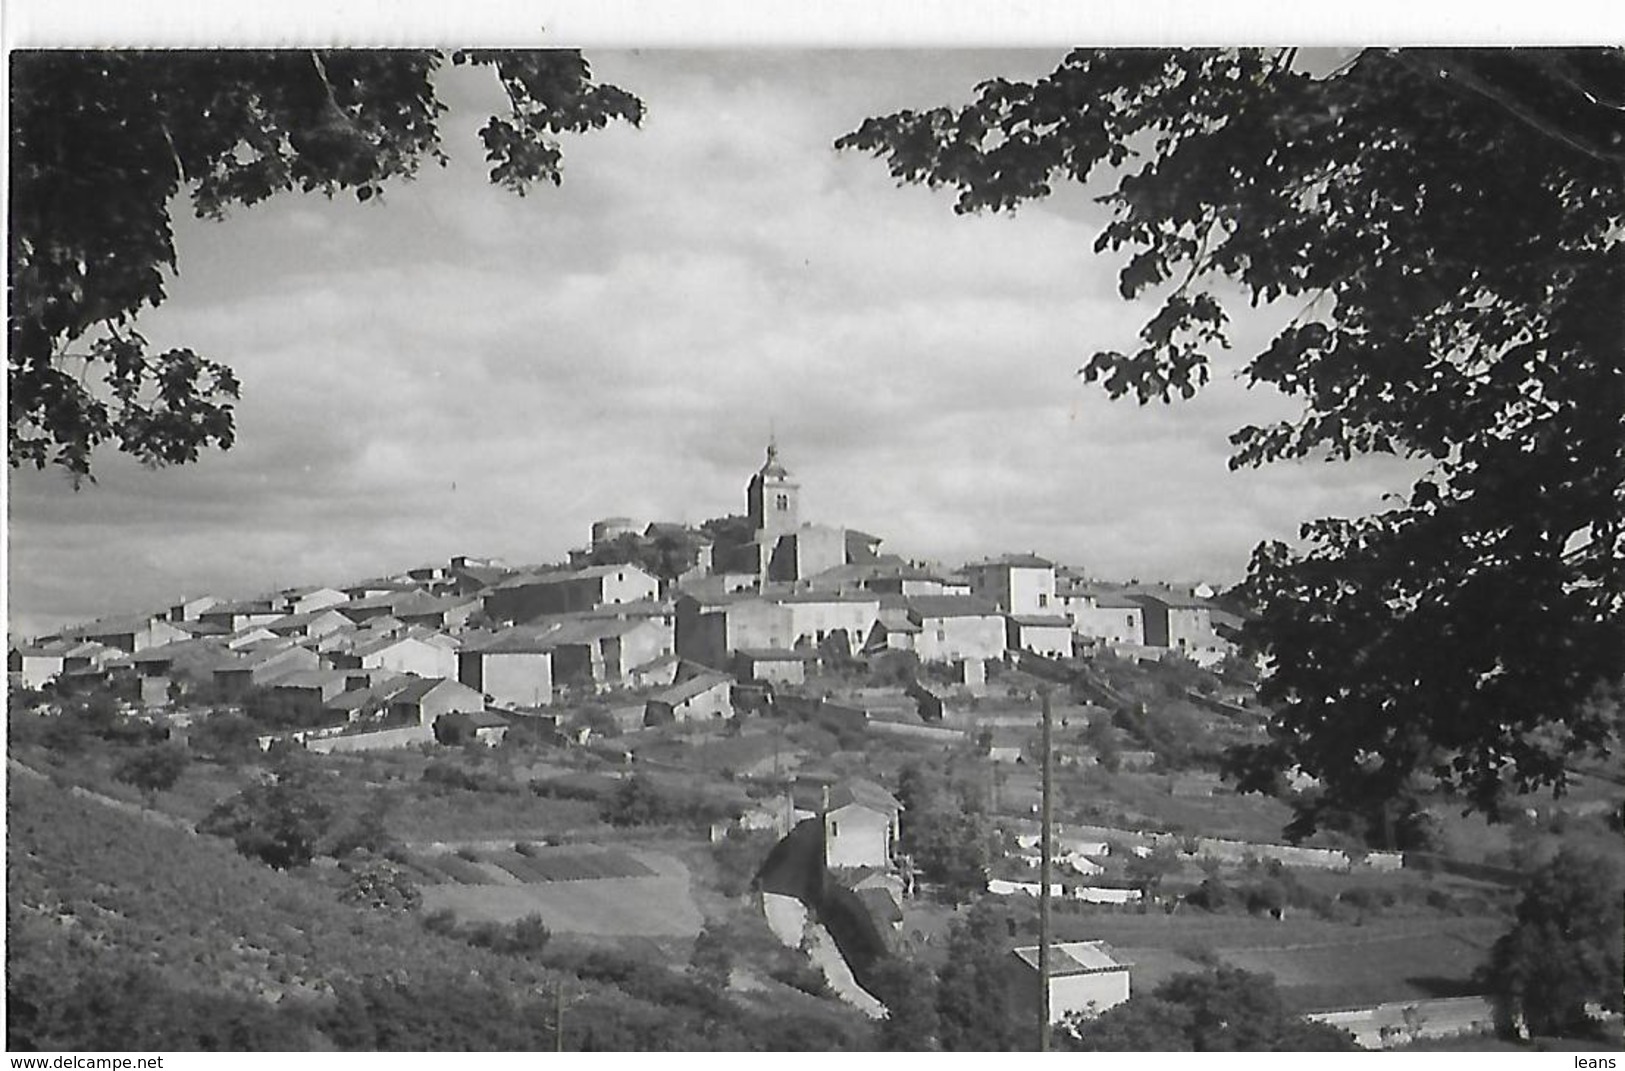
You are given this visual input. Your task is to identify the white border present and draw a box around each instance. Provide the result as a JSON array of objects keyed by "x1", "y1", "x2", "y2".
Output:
[{"x1": 4, "y1": 0, "x2": 1623, "y2": 48}]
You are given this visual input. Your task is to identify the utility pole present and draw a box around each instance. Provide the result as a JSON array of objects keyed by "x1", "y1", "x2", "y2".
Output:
[
  {"x1": 555, "y1": 980, "x2": 565, "y2": 1052},
  {"x1": 1039, "y1": 686, "x2": 1054, "y2": 1052}
]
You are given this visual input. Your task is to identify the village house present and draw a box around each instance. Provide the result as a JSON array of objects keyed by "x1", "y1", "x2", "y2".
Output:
[
  {"x1": 773, "y1": 589, "x2": 881, "y2": 655},
  {"x1": 196, "y1": 600, "x2": 283, "y2": 634},
  {"x1": 61, "y1": 613, "x2": 190, "y2": 655},
  {"x1": 328, "y1": 633, "x2": 457, "y2": 680},
  {"x1": 385, "y1": 677, "x2": 485, "y2": 731},
  {"x1": 550, "y1": 616, "x2": 674, "y2": 691},
  {"x1": 391, "y1": 592, "x2": 481, "y2": 633},
  {"x1": 1006, "y1": 614, "x2": 1076, "y2": 659},
  {"x1": 275, "y1": 586, "x2": 349, "y2": 616},
  {"x1": 675, "y1": 593, "x2": 795, "y2": 670},
  {"x1": 1061, "y1": 582, "x2": 1147, "y2": 649},
  {"x1": 323, "y1": 674, "x2": 414, "y2": 721},
  {"x1": 1130, "y1": 589, "x2": 1228, "y2": 664},
  {"x1": 269, "y1": 668, "x2": 354, "y2": 721},
  {"x1": 483, "y1": 563, "x2": 660, "y2": 624},
  {"x1": 341, "y1": 577, "x2": 421, "y2": 601},
  {"x1": 265, "y1": 608, "x2": 351, "y2": 640},
  {"x1": 212, "y1": 643, "x2": 320, "y2": 698},
  {"x1": 225, "y1": 626, "x2": 282, "y2": 651},
  {"x1": 166, "y1": 595, "x2": 222, "y2": 623},
  {"x1": 119, "y1": 638, "x2": 236, "y2": 706},
  {"x1": 1007, "y1": 941, "x2": 1132, "y2": 1024},
  {"x1": 864, "y1": 604, "x2": 923, "y2": 654},
  {"x1": 964, "y1": 554, "x2": 1058, "y2": 615},
  {"x1": 457, "y1": 629, "x2": 555, "y2": 707},
  {"x1": 448, "y1": 557, "x2": 510, "y2": 596},
  {"x1": 8, "y1": 639, "x2": 118, "y2": 690},
  {"x1": 644, "y1": 669, "x2": 735, "y2": 725},
  {"x1": 333, "y1": 592, "x2": 415, "y2": 625},
  {"x1": 733, "y1": 646, "x2": 814, "y2": 686},
  {"x1": 905, "y1": 596, "x2": 1007, "y2": 664},
  {"x1": 822, "y1": 778, "x2": 903, "y2": 870}
]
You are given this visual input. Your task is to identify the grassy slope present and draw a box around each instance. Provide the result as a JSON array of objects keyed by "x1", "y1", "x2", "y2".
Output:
[{"x1": 5, "y1": 771, "x2": 870, "y2": 1050}]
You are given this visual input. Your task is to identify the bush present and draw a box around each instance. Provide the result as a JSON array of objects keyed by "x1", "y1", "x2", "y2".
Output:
[
  {"x1": 1185, "y1": 877, "x2": 1232, "y2": 912},
  {"x1": 113, "y1": 743, "x2": 189, "y2": 801},
  {"x1": 198, "y1": 754, "x2": 334, "y2": 870}
]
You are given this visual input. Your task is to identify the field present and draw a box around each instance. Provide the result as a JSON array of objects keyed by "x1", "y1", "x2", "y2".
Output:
[
  {"x1": 418, "y1": 845, "x2": 703, "y2": 937},
  {"x1": 1055, "y1": 909, "x2": 1505, "y2": 1012}
]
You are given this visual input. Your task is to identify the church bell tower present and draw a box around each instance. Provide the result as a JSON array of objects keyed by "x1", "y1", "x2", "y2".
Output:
[{"x1": 747, "y1": 438, "x2": 800, "y2": 540}]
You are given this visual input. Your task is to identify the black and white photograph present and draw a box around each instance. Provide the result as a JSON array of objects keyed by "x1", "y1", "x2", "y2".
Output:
[{"x1": 6, "y1": 3, "x2": 1624, "y2": 1055}]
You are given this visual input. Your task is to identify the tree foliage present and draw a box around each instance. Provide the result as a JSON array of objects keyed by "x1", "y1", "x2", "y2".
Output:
[
  {"x1": 839, "y1": 48, "x2": 1625, "y2": 831},
  {"x1": 198, "y1": 751, "x2": 335, "y2": 868},
  {"x1": 112, "y1": 742, "x2": 190, "y2": 802},
  {"x1": 867, "y1": 952, "x2": 941, "y2": 1050},
  {"x1": 1062, "y1": 967, "x2": 1356, "y2": 1051},
  {"x1": 934, "y1": 899, "x2": 1020, "y2": 1050},
  {"x1": 9, "y1": 49, "x2": 643, "y2": 481},
  {"x1": 1485, "y1": 847, "x2": 1625, "y2": 1037},
  {"x1": 895, "y1": 761, "x2": 992, "y2": 899}
]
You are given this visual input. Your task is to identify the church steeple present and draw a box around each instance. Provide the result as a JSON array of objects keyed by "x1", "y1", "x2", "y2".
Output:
[{"x1": 747, "y1": 437, "x2": 799, "y2": 539}]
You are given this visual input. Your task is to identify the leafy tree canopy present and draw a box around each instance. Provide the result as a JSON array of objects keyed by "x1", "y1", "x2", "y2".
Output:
[
  {"x1": 9, "y1": 49, "x2": 643, "y2": 481},
  {"x1": 112, "y1": 742, "x2": 190, "y2": 802},
  {"x1": 839, "y1": 48, "x2": 1625, "y2": 832},
  {"x1": 198, "y1": 750, "x2": 335, "y2": 869},
  {"x1": 1485, "y1": 847, "x2": 1625, "y2": 1038}
]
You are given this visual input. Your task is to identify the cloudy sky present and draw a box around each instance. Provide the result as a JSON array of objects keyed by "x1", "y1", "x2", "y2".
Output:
[{"x1": 8, "y1": 47, "x2": 1429, "y2": 638}]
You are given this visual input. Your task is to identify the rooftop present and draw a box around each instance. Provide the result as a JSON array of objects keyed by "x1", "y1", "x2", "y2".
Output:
[
  {"x1": 905, "y1": 595, "x2": 1001, "y2": 620},
  {"x1": 1011, "y1": 940, "x2": 1130, "y2": 975}
]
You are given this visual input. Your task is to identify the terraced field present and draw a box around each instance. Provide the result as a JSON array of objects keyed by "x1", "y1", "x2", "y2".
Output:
[{"x1": 416, "y1": 844, "x2": 701, "y2": 937}]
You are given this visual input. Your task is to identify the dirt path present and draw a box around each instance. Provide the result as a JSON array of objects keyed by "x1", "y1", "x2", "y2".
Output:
[{"x1": 761, "y1": 892, "x2": 884, "y2": 1019}]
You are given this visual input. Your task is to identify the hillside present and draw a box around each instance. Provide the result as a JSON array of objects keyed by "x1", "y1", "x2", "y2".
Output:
[{"x1": 5, "y1": 770, "x2": 870, "y2": 1051}]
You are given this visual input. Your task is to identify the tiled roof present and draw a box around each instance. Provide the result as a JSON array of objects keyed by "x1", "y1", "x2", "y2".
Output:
[
  {"x1": 650, "y1": 671, "x2": 732, "y2": 707},
  {"x1": 386, "y1": 677, "x2": 447, "y2": 706},
  {"x1": 1127, "y1": 588, "x2": 1213, "y2": 610},
  {"x1": 905, "y1": 595, "x2": 1001, "y2": 620},
  {"x1": 826, "y1": 778, "x2": 902, "y2": 814},
  {"x1": 968, "y1": 553, "x2": 1055, "y2": 570},
  {"x1": 1011, "y1": 940, "x2": 1129, "y2": 975}
]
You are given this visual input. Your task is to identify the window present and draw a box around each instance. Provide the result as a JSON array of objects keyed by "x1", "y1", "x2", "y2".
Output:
[
  {"x1": 1038, "y1": 594, "x2": 1049, "y2": 608},
  {"x1": 830, "y1": 820, "x2": 839, "y2": 837}
]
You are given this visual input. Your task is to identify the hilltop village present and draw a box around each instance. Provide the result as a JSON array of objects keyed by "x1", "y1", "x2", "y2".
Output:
[
  {"x1": 10, "y1": 443, "x2": 1621, "y2": 1051},
  {"x1": 12, "y1": 441, "x2": 1245, "y2": 744}
]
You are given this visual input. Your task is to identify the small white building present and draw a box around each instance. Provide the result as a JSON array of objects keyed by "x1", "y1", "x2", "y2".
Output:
[
  {"x1": 1008, "y1": 941, "x2": 1132, "y2": 1025},
  {"x1": 822, "y1": 778, "x2": 903, "y2": 870}
]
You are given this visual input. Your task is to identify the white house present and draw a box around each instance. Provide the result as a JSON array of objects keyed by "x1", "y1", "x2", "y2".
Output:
[
  {"x1": 963, "y1": 554, "x2": 1058, "y2": 615},
  {"x1": 644, "y1": 670, "x2": 734, "y2": 724},
  {"x1": 1005, "y1": 614, "x2": 1075, "y2": 659},
  {"x1": 822, "y1": 778, "x2": 903, "y2": 870},
  {"x1": 906, "y1": 596, "x2": 1007, "y2": 663},
  {"x1": 1008, "y1": 941, "x2": 1132, "y2": 1025}
]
